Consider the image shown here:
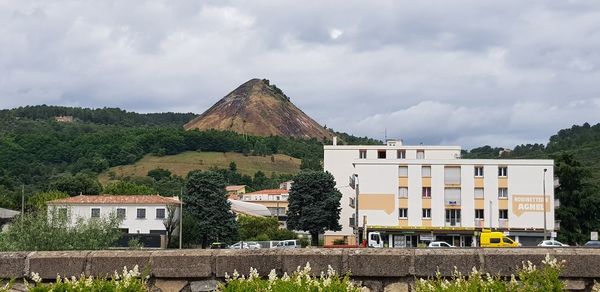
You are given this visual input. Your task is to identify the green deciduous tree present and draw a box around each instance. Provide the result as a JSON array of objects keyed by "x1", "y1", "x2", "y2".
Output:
[
  {"x1": 49, "y1": 173, "x2": 102, "y2": 196},
  {"x1": 147, "y1": 168, "x2": 172, "y2": 181},
  {"x1": 183, "y1": 171, "x2": 238, "y2": 248},
  {"x1": 286, "y1": 170, "x2": 342, "y2": 246},
  {"x1": 0, "y1": 210, "x2": 122, "y2": 251},
  {"x1": 26, "y1": 190, "x2": 69, "y2": 212},
  {"x1": 554, "y1": 153, "x2": 600, "y2": 244},
  {"x1": 104, "y1": 181, "x2": 156, "y2": 195}
]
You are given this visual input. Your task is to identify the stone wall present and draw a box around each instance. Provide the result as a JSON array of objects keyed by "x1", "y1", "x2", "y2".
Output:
[{"x1": 1, "y1": 248, "x2": 599, "y2": 291}]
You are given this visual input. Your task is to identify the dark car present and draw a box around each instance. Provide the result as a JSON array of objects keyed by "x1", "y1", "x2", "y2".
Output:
[
  {"x1": 210, "y1": 242, "x2": 228, "y2": 249},
  {"x1": 584, "y1": 240, "x2": 600, "y2": 247}
]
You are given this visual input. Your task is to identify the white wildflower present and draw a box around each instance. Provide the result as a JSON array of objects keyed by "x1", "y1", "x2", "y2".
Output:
[
  {"x1": 327, "y1": 265, "x2": 336, "y2": 277},
  {"x1": 30, "y1": 272, "x2": 42, "y2": 283},
  {"x1": 248, "y1": 267, "x2": 260, "y2": 280},
  {"x1": 232, "y1": 269, "x2": 240, "y2": 280},
  {"x1": 281, "y1": 272, "x2": 290, "y2": 282},
  {"x1": 268, "y1": 269, "x2": 278, "y2": 282}
]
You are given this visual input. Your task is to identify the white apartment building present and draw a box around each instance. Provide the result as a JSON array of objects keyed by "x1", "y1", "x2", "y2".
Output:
[
  {"x1": 241, "y1": 189, "x2": 289, "y2": 218},
  {"x1": 46, "y1": 195, "x2": 181, "y2": 234},
  {"x1": 324, "y1": 139, "x2": 555, "y2": 247}
]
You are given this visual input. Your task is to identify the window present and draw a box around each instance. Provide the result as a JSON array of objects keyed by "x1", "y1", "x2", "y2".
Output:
[
  {"x1": 474, "y1": 166, "x2": 484, "y2": 177},
  {"x1": 136, "y1": 208, "x2": 146, "y2": 219},
  {"x1": 498, "y1": 166, "x2": 508, "y2": 177},
  {"x1": 474, "y1": 188, "x2": 484, "y2": 198},
  {"x1": 490, "y1": 238, "x2": 501, "y2": 244},
  {"x1": 417, "y1": 150, "x2": 425, "y2": 159},
  {"x1": 397, "y1": 150, "x2": 406, "y2": 159},
  {"x1": 445, "y1": 209, "x2": 461, "y2": 226},
  {"x1": 422, "y1": 166, "x2": 431, "y2": 177},
  {"x1": 444, "y1": 166, "x2": 461, "y2": 185},
  {"x1": 422, "y1": 208, "x2": 431, "y2": 219},
  {"x1": 398, "y1": 208, "x2": 408, "y2": 219},
  {"x1": 91, "y1": 208, "x2": 100, "y2": 218},
  {"x1": 399, "y1": 187, "x2": 408, "y2": 198},
  {"x1": 359, "y1": 150, "x2": 367, "y2": 159},
  {"x1": 349, "y1": 197, "x2": 355, "y2": 208},
  {"x1": 398, "y1": 166, "x2": 408, "y2": 177},
  {"x1": 378, "y1": 150, "x2": 386, "y2": 159},
  {"x1": 116, "y1": 208, "x2": 126, "y2": 219},
  {"x1": 498, "y1": 188, "x2": 508, "y2": 198},
  {"x1": 444, "y1": 188, "x2": 461, "y2": 205},
  {"x1": 475, "y1": 209, "x2": 484, "y2": 219},
  {"x1": 422, "y1": 187, "x2": 431, "y2": 198},
  {"x1": 349, "y1": 215, "x2": 356, "y2": 227},
  {"x1": 156, "y1": 208, "x2": 166, "y2": 219},
  {"x1": 499, "y1": 209, "x2": 508, "y2": 220}
]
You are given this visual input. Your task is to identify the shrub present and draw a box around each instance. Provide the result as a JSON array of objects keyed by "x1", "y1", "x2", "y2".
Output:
[
  {"x1": 332, "y1": 239, "x2": 346, "y2": 245},
  {"x1": 26, "y1": 265, "x2": 147, "y2": 292},
  {"x1": 218, "y1": 263, "x2": 361, "y2": 292},
  {"x1": 415, "y1": 254, "x2": 565, "y2": 292}
]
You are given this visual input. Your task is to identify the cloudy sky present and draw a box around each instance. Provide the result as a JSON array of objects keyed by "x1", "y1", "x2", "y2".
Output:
[{"x1": 1, "y1": 1, "x2": 599, "y2": 148}]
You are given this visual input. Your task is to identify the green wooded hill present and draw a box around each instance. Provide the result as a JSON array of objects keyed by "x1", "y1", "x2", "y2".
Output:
[
  {"x1": 462, "y1": 122, "x2": 600, "y2": 185},
  {"x1": 0, "y1": 105, "x2": 379, "y2": 209}
]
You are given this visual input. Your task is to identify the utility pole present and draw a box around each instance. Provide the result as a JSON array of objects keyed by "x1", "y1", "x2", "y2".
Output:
[
  {"x1": 543, "y1": 168, "x2": 547, "y2": 240},
  {"x1": 354, "y1": 174, "x2": 360, "y2": 246},
  {"x1": 179, "y1": 187, "x2": 183, "y2": 249},
  {"x1": 21, "y1": 185, "x2": 24, "y2": 217},
  {"x1": 489, "y1": 200, "x2": 492, "y2": 230}
]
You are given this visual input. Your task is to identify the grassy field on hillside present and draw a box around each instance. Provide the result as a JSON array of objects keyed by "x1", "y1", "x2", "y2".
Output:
[{"x1": 99, "y1": 151, "x2": 301, "y2": 182}]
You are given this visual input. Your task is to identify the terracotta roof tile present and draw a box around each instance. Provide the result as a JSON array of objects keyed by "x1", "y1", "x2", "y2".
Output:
[{"x1": 47, "y1": 195, "x2": 181, "y2": 205}]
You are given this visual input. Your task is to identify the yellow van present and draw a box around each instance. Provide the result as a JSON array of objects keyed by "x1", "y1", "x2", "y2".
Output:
[{"x1": 480, "y1": 229, "x2": 521, "y2": 247}]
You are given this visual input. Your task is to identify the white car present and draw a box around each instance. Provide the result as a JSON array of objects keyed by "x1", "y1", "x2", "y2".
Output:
[
  {"x1": 229, "y1": 241, "x2": 261, "y2": 249},
  {"x1": 428, "y1": 241, "x2": 455, "y2": 248},
  {"x1": 274, "y1": 240, "x2": 300, "y2": 248},
  {"x1": 537, "y1": 240, "x2": 568, "y2": 247}
]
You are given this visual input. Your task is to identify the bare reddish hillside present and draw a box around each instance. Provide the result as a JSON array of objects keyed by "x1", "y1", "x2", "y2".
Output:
[{"x1": 184, "y1": 79, "x2": 332, "y2": 140}]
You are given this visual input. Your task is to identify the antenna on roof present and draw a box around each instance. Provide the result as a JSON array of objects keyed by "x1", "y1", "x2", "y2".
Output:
[{"x1": 384, "y1": 128, "x2": 387, "y2": 142}]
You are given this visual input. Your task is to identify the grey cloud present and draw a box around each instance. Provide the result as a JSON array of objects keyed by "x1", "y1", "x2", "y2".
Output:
[{"x1": 0, "y1": 0, "x2": 599, "y2": 148}]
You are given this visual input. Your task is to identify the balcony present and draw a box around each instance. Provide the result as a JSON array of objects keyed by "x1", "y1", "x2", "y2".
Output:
[
  {"x1": 474, "y1": 219, "x2": 485, "y2": 228},
  {"x1": 445, "y1": 221, "x2": 461, "y2": 227},
  {"x1": 498, "y1": 220, "x2": 508, "y2": 229}
]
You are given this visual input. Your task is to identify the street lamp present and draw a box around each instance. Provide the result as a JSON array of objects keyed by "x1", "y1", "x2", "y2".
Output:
[{"x1": 543, "y1": 168, "x2": 547, "y2": 240}]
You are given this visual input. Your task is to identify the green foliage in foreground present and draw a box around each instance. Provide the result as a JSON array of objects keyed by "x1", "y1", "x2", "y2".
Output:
[
  {"x1": 415, "y1": 254, "x2": 564, "y2": 292},
  {"x1": 22, "y1": 265, "x2": 146, "y2": 292},
  {"x1": 0, "y1": 211, "x2": 122, "y2": 251},
  {"x1": 218, "y1": 263, "x2": 360, "y2": 292}
]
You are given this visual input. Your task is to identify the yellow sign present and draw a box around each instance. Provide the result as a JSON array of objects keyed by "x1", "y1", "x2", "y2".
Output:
[{"x1": 512, "y1": 195, "x2": 550, "y2": 217}]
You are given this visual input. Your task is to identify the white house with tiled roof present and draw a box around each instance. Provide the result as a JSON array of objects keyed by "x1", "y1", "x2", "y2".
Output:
[{"x1": 47, "y1": 195, "x2": 181, "y2": 234}]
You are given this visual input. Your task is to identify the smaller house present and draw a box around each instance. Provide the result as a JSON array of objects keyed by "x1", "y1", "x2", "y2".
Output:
[
  {"x1": 0, "y1": 207, "x2": 20, "y2": 232},
  {"x1": 46, "y1": 195, "x2": 181, "y2": 235},
  {"x1": 279, "y1": 180, "x2": 294, "y2": 191},
  {"x1": 226, "y1": 185, "x2": 246, "y2": 200},
  {"x1": 54, "y1": 116, "x2": 74, "y2": 123},
  {"x1": 241, "y1": 189, "x2": 289, "y2": 219}
]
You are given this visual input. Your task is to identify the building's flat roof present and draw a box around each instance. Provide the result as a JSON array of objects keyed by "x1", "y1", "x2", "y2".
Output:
[
  {"x1": 47, "y1": 195, "x2": 181, "y2": 205},
  {"x1": 228, "y1": 199, "x2": 272, "y2": 217},
  {"x1": 0, "y1": 207, "x2": 19, "y2": 219},
  {"x1": 324, "y1": 145, "x2": 462, "y2": 150},
  {"x1": 352, "y1": 158, "x2": 554, "y2": 166}
]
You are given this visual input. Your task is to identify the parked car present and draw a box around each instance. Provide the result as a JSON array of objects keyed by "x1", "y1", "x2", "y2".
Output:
[
  {"x1": 480, "y1": 229, "x2": 521, "y2": 247},
  {"x1": 584, "y1": 240, "x2": 600, "y2": 247},
  {"x1": 210, "y1": 242, "x2": 228, "y2": 249},
  {"x1": 428, "y1": 241, "x2": 455, "y2": 248},
  {"x1": 275, "y1": 240, "x2": 300, "y2": 248},
  {"x1": 537, "y1": 240, "x2": 568, "y2": 247},
  {"x1": 228, "y1": 242, "x2": 249, "y2": 249},
  {"x1": 245, "y1": 241, "x2": 262, "y2": 249}
]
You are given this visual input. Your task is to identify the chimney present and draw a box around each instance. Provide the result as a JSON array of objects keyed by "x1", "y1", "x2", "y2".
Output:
[{"x1": 333, "y1": 136, "x2": 338, "y2": 146}]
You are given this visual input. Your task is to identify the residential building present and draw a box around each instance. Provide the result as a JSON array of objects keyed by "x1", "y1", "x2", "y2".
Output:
[
  {"x1": 226, "y1": 185, "x2": 247, "y2": 200},
  {"x1": 54, "y1": 116, "x2": 74, "y2": 123},
  {"x1": 46, "y1": 195, "x2": 181, "y2": 235},
  {"x1": 0, "y1": 207, "x2": 19, "y2": 232},
  {"x1": 279, "y1": 180, "x2": 294, "y2": 191},
  {"x1": 241, "y1": 189, "x2": 289, "y2": 219},
  {"x1": 324, "y1": 139, "x2": 555, "y2": 247}
]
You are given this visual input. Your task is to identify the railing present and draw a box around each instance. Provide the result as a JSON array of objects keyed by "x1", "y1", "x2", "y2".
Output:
[
  {"x1": 498, "y1": 220, "x2": 508, "y2": 229},
  {"x1": 474, "y1": 219, "x2": 485, "y2": 228}
]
